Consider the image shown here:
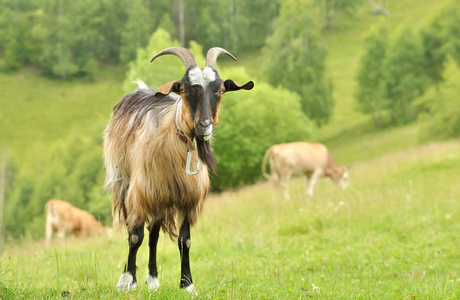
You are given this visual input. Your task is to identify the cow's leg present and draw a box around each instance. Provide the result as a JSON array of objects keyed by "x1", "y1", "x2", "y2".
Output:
[
  {"x1": 305, "y1": 175, "x2": 312, "y2": 198},
  {"x1": 178, "y1": 217, "x2": 196, "y2": 294},
  {"x1": 45, "y1": 217, "x2": 53, "y2": 248},
  {"x1": 307, "y1": 168, "x2": 323, "y2": 197},
  {"x1": 145, "y1": 221, "x2": 161, "y2": 291},
  {"x1": 116, "y1": 225, "x2": 144, "y2": 290},
  {"x1": 281, "y1": 171, "x2": 293, "y2": 200}
]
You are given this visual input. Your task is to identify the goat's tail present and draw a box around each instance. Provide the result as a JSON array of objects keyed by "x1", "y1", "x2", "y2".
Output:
[
  {"x1": 261, "y1": 146, "x2": 274, "y2": 180},
  {"x1": 134, "y1": 78, "x2": 149, "y2": 90}
]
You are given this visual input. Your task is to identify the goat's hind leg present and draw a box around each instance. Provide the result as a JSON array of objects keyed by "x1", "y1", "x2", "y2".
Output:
[
  {"x1": 178, "y1": 217, "x2": 197, "y2": 294},
  {"x1": 145, "y1": 221, "x2": 161, "y2": 291},
  {"x1": 116, "y1": 225, "x2": 144, "y2": 290}
]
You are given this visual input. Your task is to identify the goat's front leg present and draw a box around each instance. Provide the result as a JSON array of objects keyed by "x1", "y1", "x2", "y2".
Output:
[
  {"x1": 116, "y1": 225, "x2": 144, "y2": 290},
  {"x1": 145, "y1": 221, "x2": 161, "y2": 291},
  {"x1": 178, "y1": 218, "x2": 196, "y2": 294}
]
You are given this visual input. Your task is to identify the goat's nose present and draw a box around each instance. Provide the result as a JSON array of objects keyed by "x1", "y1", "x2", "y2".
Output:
[{"x1": 200, "y1": 119, "x2": 211, "y2": 127}]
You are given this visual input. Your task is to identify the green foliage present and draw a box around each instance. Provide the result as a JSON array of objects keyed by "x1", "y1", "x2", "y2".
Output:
[
  {"x1": 420, "y1": 0, "x2": 460, "y2": 85},
  {"x1": 419, "y1": 59, "x2": 460, "y2": 141},
  {"x1": 118, "y1": 0, "x2": 154, "y2": 65},
  {"x1": 0, "y1": 2, "x2": 39, "y2": 71},
  {"x1": 185, "y1": 0, "x2": 282, "y2": 54},
  {"x1": 212, "y1": 68, "x2": 314, "y2": 190},
  {"x1": 382, "y1": 27, "x2": 428, "y2": 125},
  {"x1": 355, "y1": 24, "x2": 389, "y2": 126},
  {"x1": 441, "y1": 0, "x2": 460, "y2": 64},
  {"x1": 4, "y1": 133, "x2": 108, "y2": 239},
  {"x1": 263, "y1": 0, "x2": 333, "y2": 127},
  {"x1": 122, "y1": 28, "x2": 183, "y2": 93},
  {"x1": 313, "y1": 0, "x2": 364, "y2": 30},
  {"x1": 420, "y1": 16, "x2": 448, "y2": 86},
  {"x1": 0, "y1": 0, "x2": 280, "y2": 78}
]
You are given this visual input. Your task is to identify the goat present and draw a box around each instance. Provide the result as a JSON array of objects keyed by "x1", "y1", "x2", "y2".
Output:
[
  {"x1": 262, "y1": 142, "x2": 348, "y2": 200},
  {"x1": 103, "y1": 47, "x2": 254, "y2": 293},
  {"x1": 44, "y1": 199, "x2": 109, "y2": 248}
]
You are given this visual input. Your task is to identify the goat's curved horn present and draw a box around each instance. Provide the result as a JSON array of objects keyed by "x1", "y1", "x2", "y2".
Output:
[
  {"x1": 150, "y1": 47, "x2": 198, "y2": 69},
  {"x1": 205, "y1": 47, "x2": 237, "y2": 69}
]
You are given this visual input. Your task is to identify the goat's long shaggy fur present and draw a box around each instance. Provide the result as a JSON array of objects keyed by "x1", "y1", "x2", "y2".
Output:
[{"x1": 104, "y1": 87, "x2": 209, "y2": 238}]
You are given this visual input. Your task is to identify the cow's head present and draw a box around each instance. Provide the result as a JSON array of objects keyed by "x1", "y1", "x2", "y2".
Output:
[{"x1": 152, "y1": 47, "x2": 254, "y2": 172}]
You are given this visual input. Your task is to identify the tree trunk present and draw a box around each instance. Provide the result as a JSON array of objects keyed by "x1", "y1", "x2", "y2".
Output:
[{"x1": 179, "y1": 0, "x2": 185, "y2": 46}]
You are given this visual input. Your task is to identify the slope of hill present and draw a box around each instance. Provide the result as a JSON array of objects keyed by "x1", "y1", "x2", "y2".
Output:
[{"x1": 0, "y1": 67, "x2": 124, "y2": 158}]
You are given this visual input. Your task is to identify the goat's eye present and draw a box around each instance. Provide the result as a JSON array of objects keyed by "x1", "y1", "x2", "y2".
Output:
[
  {"x1": 180, "y1": 88, "x2": 185, "y2": 93},
  {"x1": 220, "y1": 88, "x2": 225, "y2": 94}
]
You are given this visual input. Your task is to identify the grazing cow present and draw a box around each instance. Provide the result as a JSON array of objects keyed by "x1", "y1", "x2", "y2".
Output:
[
  {"x1": 262, "y1": 142, "x2": 348, "y2": 200},
  {"x1": 45, "y1": 199, "x2": 109, "y2": 247}
]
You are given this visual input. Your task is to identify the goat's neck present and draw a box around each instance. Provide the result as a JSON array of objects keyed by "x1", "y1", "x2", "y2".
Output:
[{"x1": 175, "y1": 99, "x2": 193, "y2": 137}]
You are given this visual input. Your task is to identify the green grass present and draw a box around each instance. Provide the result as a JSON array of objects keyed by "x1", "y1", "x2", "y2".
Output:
[
  {"x1": 2, "y1": 139, "x2": 460, "y2": 299},
  {"x1": 0, "y1": 67, "x2": 124, "y2": 158}
]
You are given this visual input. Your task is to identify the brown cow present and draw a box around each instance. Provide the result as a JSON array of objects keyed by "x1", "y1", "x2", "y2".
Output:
[
  {"x1": 262, "y1": 142, "x2": 348, "y2": 200},
  {"x1": 45, "y1": 199, "x2": 110, "y2": 247}
]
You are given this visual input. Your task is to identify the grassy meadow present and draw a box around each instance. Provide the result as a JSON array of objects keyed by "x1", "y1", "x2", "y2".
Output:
[
  {"x1": 1, "y1": 137, "x2": 460, "y2": 299},
  {"x1": 2, "y1": 0, "x2": 460, "y2": 298}
]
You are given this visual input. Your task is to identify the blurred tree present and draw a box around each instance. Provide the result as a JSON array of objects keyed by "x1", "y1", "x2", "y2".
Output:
[
  {"x1": 4, "y1": 164, "x2": 36, "y2": 238},
  {"x1": 122, "y1": 28, "x2": 184, "y2": 93},
  {"x1": 184, "y1": 0, "x2": 281, "y2": 54},
  {"x1": 119, "y1": 0, "x2": 174, "y2": 65},
  {"x1": 313, "y1": 0, "x2": 364, "y2": 30},
  {"x1": 36, "y1": 0, "x2": 80, "y2": 79},
  {"x1": 236, "y1": 0, "x2": 282, "y2": 52},
  {"x1": 263, "y1": 0, "x2": 333, "y2": 127},
  {"x1": 419, "y1": 58, "x2": 460, "y2": 141},
  {"x1": 442, "y1": 0, "x2": 460, "y2": 65},
  {"x1": 355, "y1": 24, "x2": 389, "y2": 127},
  {"x1": 383, "y1": 27, "x2": 428, "y2": 125},
  {"x1": 420, "y1": 14, "x2": 449, "y2": 87},
  {"x1": 119, "y1": 0, "x2": 152, "y2": 65},
  {"x1": 0, "y1": 0, "x2": 39, "y2": 71}
]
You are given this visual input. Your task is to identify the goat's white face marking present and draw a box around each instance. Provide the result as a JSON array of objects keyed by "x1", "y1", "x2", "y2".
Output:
[
  {"x1": 202, "y1": 125, "x2": 213, "y2": 140},
  {"x1": 186, "y1": 239, "x2": 191, "y2": 248},
  {"x1": 188, "y1": 67, "x2": 216, "y2": 87}
]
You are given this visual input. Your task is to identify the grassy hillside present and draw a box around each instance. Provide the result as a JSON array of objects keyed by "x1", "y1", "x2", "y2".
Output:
[
  {"x1": 0, "y1": 67, "x2": 124, "y2": 158},
  {"x1": 2, "y1": 139, "x2": 460, "y2": 298},
  {"x1": 320, "y1": 0, "x2": 450, "y2": 139}
]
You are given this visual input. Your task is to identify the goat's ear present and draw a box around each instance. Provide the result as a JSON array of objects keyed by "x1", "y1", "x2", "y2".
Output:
[
  {"x1": 224, "y1": 79, "x2": 254, "y2": 92},
  {"x1": 155, "y1": 80, "x2": 181, "y2": 96}
]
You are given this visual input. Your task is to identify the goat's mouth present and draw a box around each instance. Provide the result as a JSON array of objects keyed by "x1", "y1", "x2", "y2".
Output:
[{"x1": 195, "y1": 124, "x2": 213, "y2": 141}]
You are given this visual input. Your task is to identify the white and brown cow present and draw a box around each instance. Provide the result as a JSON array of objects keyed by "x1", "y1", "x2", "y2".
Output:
[
  {"x1": 45, "y1": 199, "x2": 110, "y2": 247},
  {"x1": 262, "y1": 142, "x2": 348, "y2": 200}
]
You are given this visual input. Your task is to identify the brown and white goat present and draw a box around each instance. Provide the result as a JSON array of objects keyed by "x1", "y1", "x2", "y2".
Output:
[
  {"x1": 262, "y1": 142, "x2": 349, "y2": 200},
  {"x1": 45, "y1": 199, "x2": 109, "y2": 247},
  {"x1": 103, "y1": 47, "x2": 253, "y2": 293}
]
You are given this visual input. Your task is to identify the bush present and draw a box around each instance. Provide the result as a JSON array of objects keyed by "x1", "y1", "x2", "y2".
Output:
[{"x1": 212, "y1": 67, "x2": 314, "y2": 190}]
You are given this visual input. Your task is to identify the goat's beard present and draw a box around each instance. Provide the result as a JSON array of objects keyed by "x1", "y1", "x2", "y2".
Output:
[{"x1": 196, "y1": 139, "x2": 216, "y2": 174}]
